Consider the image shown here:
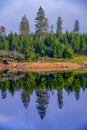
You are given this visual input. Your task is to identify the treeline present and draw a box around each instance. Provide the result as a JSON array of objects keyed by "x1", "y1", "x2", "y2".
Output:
[{"x1": 0, "y1": 6, "x2": 87, "y2": 60}]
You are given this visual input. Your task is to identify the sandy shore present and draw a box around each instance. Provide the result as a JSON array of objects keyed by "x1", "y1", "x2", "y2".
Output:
[{"x1": 0, "y1": 61, "x2": 82, "y2": 72}]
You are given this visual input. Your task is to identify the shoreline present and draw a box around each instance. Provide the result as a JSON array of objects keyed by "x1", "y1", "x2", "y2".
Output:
[{"x1": 0, "y1": 61, "x2": 84, "y2": 72}]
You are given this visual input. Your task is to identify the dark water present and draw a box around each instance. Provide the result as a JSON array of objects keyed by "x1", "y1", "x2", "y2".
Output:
[{"x1": 0, "y1": 71, "x2": 87, "y2": 130}]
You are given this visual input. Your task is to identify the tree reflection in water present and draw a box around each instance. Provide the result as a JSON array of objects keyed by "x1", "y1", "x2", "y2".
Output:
[
  {"x1": 0, "y1": 71, "x2": 87, "y2": 119},
  {"x1": 57, "y1": 90, "x2": 63, "y2": 109},
  {"x1": 21, "y1": 89, "x2": 31, "y2": 109},
  {"x1": 36, "y1": 89, "x2": 50, "y2": 120}
]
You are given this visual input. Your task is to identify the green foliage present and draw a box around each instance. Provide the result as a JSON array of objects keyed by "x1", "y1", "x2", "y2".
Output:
[
  {"x1": 72, "y1": 33, "x2": 80, "y2": 53},
  {"x1": 80, "y1": 34, "x2": 87, "y2": 53},
  {"x1": 1, "y1": 30, "x2": 87, "y2": 60},
  {"x1": 63, "y1": 34, "x2": 69, "y2": 46},
  {"x1": 62, "y1": 45, "x2": 74, "y2": 58},
  {"x1": 0, "y1": 36, "x2": 9, "y2": 50},
  {"x1": 22, "y1": 35, "x2": 35, "y2": 60},
  {"x1": 54, "y1": 43, "x2": 64, "y2": 58}
]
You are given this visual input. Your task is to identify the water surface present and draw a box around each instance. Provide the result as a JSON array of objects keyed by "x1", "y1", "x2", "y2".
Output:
[{"x1": 0, "y1": 72, "x2": 87, "y2": 130}]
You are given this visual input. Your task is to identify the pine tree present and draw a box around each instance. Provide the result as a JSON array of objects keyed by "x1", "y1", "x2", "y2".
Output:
[
  {"x1": 20, "y1": 15, "x2": 30, "y2": 38},
  {"x1": 56, "y1": 17, "x2": 62, "y2": 40},
  {"x1": 73, "y1": 20, "x2": 80, "y2": 33},
  {"x1": 35, "y1": 6, "x2": 48, "y2": 38}
]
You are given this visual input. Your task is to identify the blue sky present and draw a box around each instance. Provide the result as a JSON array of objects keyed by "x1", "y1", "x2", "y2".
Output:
[{"x1": 0, "y1": 0, "x2": 87, "y2": 34}]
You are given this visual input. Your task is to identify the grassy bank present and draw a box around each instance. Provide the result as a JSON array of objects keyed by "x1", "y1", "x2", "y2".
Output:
[{"x1": 33, "y1": 55, "x2": 87, "y2": 64}]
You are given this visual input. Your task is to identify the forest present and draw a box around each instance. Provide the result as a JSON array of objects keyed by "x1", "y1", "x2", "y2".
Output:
[{"x1": 0, "y1": 6, "x2": 87, "y2": 61}]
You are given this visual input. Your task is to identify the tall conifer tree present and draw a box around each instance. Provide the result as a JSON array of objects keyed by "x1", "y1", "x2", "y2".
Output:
[
  {"x1": 35, "y1": 6, "x2": 48, "y2": 38},
  {"x1": 56, "y1": 17, "x2": 62, "y2": 40},
  {"x1": 73, "y1": 20, "x2": 80, "y2": 33}
]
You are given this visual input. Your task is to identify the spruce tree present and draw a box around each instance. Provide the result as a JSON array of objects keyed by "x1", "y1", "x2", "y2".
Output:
[
  {"x1": 56, "y1": 17, "x2": 62, "y2": 40},
  {"x1": 73, "y1": 20, "x2": 80, "y2": 33},
  {"x1": 35, "y1": 6, "x2": 48, "y2": 38}
]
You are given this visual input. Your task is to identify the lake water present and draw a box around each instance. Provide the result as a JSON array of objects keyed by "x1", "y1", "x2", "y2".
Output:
[{"x1": 0, "y1": 71, "x2": 87, "y2": 130}]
